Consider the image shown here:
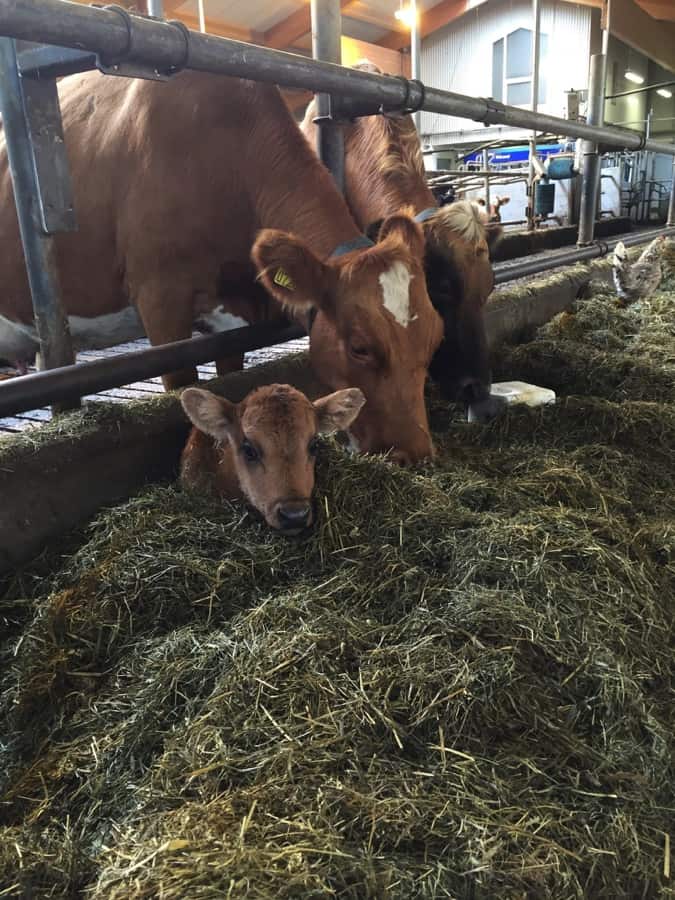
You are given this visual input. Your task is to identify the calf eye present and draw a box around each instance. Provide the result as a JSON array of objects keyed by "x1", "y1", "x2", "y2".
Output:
[
  {"x1": 241, "y1": 439, "x2": 260, "y2": 463},
  {"x1": 308, "y1": 436, "x2": 320, "y2": 457}
]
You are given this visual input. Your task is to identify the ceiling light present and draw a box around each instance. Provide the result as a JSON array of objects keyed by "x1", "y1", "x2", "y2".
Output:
[
  {"x1": 656, "y1": 87, "x2": 673, "y2": 98},
  {"x1": 624, "y1": 70, "x2": 644, "y2": 84},
  {"x1": 394, "y1": 6, "x2": 416, "y2": 28}
]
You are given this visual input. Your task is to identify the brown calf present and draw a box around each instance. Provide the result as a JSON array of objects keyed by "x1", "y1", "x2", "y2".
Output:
[
  {"x1": 180, "y1": 384, "x2": 365, "y2": 533},
  {"x1": 0, "y1": 72, "x2": 441, "y2": 462}
]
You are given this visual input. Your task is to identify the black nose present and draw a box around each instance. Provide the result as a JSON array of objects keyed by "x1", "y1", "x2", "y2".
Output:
[
  {"x1": 459, "y1": 377, "x2": 490, "y2": 404},
  {"x1": 277, "y1": 501, "x2": 312, "y2": 530}
]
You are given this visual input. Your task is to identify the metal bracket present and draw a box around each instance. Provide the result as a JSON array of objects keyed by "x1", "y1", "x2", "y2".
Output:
[
  {"x1": 479, "y1": 97, "x2": 508, "y2": 126},
  {"x1": 90, "y1": 7, "x2": 192, "y2": 82},
  {"x1": 317, "y1": 78, "x2": 427, "y2": 125},
  {"x1": 13, "y1": 50, "x2": 78, "y2": 234}
]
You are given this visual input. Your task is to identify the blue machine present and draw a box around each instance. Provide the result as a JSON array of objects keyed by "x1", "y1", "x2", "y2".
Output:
[{"x1": 462, "y1": 142, "x2": 575, "y2": 167}]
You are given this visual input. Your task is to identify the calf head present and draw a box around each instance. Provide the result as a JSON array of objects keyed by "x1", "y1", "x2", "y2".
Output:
[
  {"x1": 420, "y1": 202, "x2": 505, "y2": 419},
  {"x1": 181, "y1": 384, "x2": 365, "y2": 533},
  {"x1": 253, "y1": 215, "x2": 443, "y2": 465}
]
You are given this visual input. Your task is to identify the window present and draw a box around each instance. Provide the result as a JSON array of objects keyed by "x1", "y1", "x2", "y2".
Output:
[{"x1": 492, "y1": 28, "x2": 547, "y2": 107}]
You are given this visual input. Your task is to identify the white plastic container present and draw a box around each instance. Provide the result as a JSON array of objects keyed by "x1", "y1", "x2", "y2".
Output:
[{"x1": 468, "y1": 381, "x2": 556, "y2": 422}]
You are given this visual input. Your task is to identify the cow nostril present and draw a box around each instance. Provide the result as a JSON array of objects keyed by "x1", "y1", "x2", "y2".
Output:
[
  {"x1": 459, "y1": 377, "x2": 489, "y2": 404},
  {"x1": 277, "y1": 501, "x2": 312, "y2": 530}
]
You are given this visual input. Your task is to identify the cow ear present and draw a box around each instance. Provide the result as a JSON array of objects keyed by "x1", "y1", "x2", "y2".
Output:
[
  {"x1": 252, "y1": 229, "x2": 335, "y2": 312},
  {"x1": 377, "y1": 214, "x2": 425, "y2": 260},
  {"x1": 314, "y1": 388, "x2": 366, "y2": 434},
  {"x1": 181, "y1": 388, "x2": 236, "y2": 441}
]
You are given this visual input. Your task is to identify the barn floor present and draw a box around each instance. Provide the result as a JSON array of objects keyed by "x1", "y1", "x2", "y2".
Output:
[{"x1": 1, "y1": 276, "x2": 673, "y2": 898}]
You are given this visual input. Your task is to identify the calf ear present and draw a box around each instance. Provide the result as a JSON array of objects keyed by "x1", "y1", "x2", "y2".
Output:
[
  {"x1": 252, "y1": 229, "x2": 335, "y2": 312},
  {"x1": 314, "y1": 388, "x2": 366, "y2": 434},
  {"x1": 377, "y1": 214, "x2": 425, "y2": 260},
  {"x1": 181, "y1": 388, "x2": 236, "y2": 441}
]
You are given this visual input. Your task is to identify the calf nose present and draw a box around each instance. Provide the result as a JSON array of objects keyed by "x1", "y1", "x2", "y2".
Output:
[{"x1": 277, "y1": 500, "x2": 312, "y2": 531}]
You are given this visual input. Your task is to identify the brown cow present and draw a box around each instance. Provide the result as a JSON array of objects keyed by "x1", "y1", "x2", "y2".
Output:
[
  {"x1": 180, "y1": 383, "x2": 365, "y2": 533},
  {"x1": 0, "y1": 71, "x2": 442, "y2": 462},
  {"x1": 300, "y1": 61, "x2": 504, "y2": 420}
]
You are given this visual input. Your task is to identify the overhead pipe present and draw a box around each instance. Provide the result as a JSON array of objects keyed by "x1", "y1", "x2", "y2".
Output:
[{"x1": 1, "y1": 0, "x2": 674, "y2": 155}]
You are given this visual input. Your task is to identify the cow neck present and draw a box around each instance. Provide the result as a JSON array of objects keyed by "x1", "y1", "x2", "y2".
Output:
[{"x1": 254, "y1": 157, "x2": 362, "y2": 260}]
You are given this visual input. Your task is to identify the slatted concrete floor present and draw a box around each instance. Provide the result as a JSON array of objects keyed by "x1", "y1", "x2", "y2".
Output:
[{"x1": 0, "y1": 336, "x2": 310, "y2": 435}]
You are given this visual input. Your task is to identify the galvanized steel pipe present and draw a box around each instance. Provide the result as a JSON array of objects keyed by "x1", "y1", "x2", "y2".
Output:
[
  {"x1": 0, "y1": 36, "x2": 77, "y2": 412},
  {"x1": 310, "y1": 0, "x2": 344, "y2": 192},
  {"x1": 577, "y1": 54, "x2": 605, "y2": 245},
  {"x1": 0, "y1": 322, "x2": 305, "y2": 419},
  {"x1": 494, "y1": 225, "x2": 675, "y2": 284},
  {"x1": 1, "y1": 0, "x2": 674, "y2": 155}
]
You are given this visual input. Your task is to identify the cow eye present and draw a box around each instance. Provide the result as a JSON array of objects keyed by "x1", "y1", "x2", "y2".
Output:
[
  {"x1": 308, "y1": 436, "x2": 320, "y2": 457},
  {"x1": 348, "y1": 343, "x2": 372, "y2": 363},
  {"x1": 241, "y1": 439, "x2": 260, "y2": 463}
]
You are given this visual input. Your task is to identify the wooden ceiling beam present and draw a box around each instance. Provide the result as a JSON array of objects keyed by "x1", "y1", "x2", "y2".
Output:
[{"x1": 264, "y1": 0, "x2": 353, "y2": 51}]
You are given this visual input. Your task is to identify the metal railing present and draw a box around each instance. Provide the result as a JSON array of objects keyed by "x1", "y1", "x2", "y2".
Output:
[{"x1": 0, "y1": 0, "x2": 673, "y2": 417}]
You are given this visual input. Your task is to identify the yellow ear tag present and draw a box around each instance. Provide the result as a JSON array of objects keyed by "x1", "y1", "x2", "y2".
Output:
[{"x1": 273, "y1": 268, "x2": 295, "y2": 291}]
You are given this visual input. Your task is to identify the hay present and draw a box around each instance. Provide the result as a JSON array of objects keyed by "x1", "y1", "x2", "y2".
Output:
[{"x1": 1, "y1": 278, "x2": 673, "y2": 898}]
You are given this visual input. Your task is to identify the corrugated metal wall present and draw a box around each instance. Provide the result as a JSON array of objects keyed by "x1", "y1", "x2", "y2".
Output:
[{"x1": 420, "y1": 0, "x2": 593, "y2": 144}]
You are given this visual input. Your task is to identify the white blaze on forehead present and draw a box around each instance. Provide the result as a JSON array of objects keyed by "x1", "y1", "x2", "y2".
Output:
[{"x1": 379, "y1": 261, "x2": 414, "y2": 328}]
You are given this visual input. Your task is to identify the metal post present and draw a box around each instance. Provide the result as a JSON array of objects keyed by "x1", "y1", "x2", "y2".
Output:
[
  {"x1": 482, "y1": 148, "x2": 490, "y2": 210},
  {"x1": 146, "y1": 0, "x2": 164, "y2": 17},
  {"x1": 527, "y1": 0, "x2": 541, "y2": 231},
  {"x1": 197, "y1": 0, "x2": 205, "y2": 33},
  {"x1": 411, "y1": 0, "x2": 421, "y2": 133},
  {"x1": 0, "y1": 37, "x2": 76, "y2": 412},
  {"x1": 667, "y1": 158, "x2": 675, "y2": 227},
  {"x1": 577, "y1": 54, "x2": 605, "y2": 245},
  {"x1": 310, "y1": 0, "x2": 344, "y2": 192}
]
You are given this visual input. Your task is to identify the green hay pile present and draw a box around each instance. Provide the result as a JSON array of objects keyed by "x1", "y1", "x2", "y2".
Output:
[{"x1": 1, "y1": 277, "x2": 673, "y2": 899}]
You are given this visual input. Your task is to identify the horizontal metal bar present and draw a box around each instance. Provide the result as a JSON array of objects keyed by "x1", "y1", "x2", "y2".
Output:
[
  {"x1": 605, "y1": 80, "x2": 675, "y2": 100},
  {"x1": 1, "y1": 0, "x2": 675, "y2": 156},
  {"x1": 493, "y1": 226, "x2": 675, "y2": 284},
  {"x1": 429, "y1": 170, "x2": 530, "y2": 178},
  {"x1": 0, "y1": 322, "x2": 305, "y2": 417}
]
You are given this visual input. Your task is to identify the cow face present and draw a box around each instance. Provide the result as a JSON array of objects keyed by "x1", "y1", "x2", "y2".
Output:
[
  {"x1": 253, "y1": 214, "x2": 443, "y2": 465},
  {"x1": 181, "y1": 384, "x2": 365, "y2": 533},
  {"x1": 420, "y1": 202, "x2": 505, "y2": 419}
]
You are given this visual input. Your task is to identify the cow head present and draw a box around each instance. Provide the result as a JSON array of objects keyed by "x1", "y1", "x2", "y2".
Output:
[
  {"x1": 417, "y1": 201, "x2": 506, "y2": 420},
  {"x1": 253, "y1": 214, "x2": 443, "y2": 464},
  {"x1": 181, "y1": 384, "x2": 365, "y2": 533}
]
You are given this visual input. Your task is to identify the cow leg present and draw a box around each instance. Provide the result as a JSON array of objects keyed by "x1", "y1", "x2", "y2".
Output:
[{"x1": 135, "y1": 284, "x2": 198, "y2": 391}]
